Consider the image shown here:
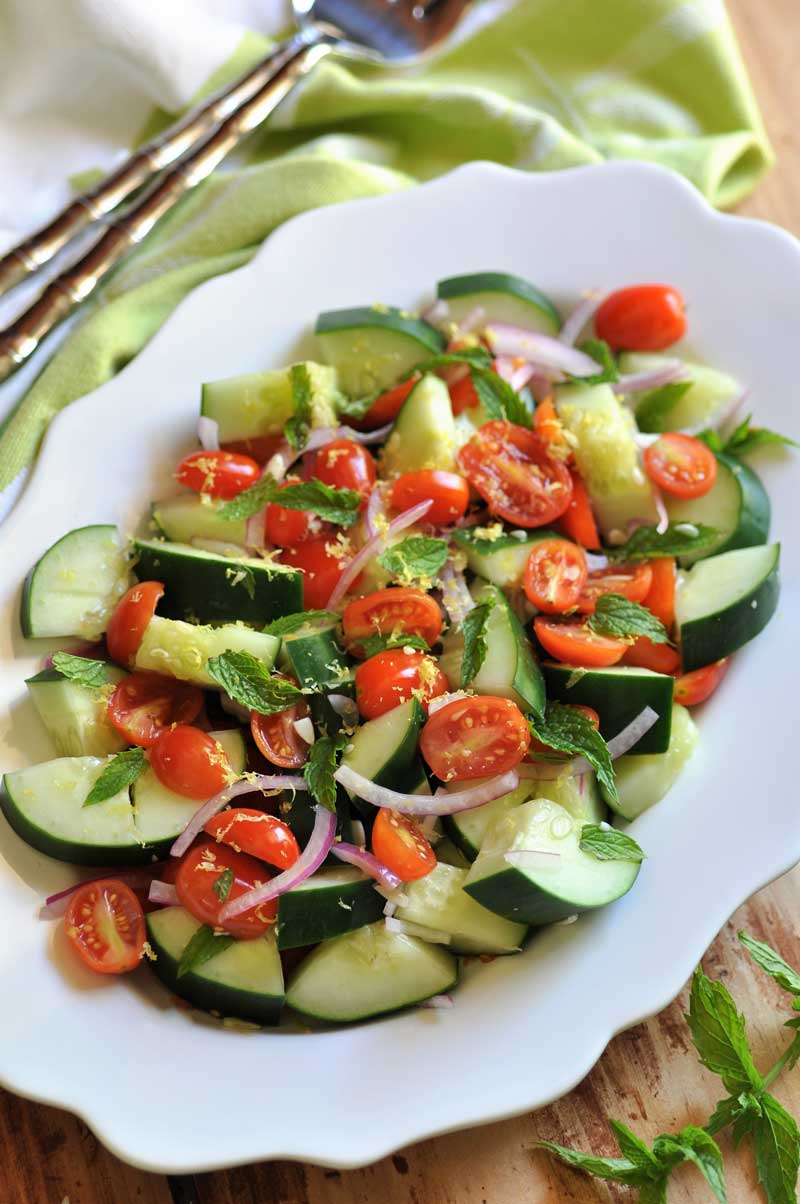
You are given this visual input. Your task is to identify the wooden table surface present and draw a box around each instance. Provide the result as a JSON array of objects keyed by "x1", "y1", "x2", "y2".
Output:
[{"x1": 3, "y1": 2, "x2": 798, "y2": 1201}]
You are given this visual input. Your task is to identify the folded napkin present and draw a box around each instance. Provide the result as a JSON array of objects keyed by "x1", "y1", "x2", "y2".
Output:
[{"x1": 0, "y1": 0, "x2": 772, "y2": 498}]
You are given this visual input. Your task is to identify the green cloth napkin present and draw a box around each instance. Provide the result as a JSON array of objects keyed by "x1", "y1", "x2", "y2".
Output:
[{"x1": 0, "y1": 0, "x2": 772, "y2": 491}]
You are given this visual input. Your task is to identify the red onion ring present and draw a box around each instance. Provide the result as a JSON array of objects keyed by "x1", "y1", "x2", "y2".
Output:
[
  {"x1": 485, "y1": 323, "x2": 601, "y2": 377},
  {"x1": 457, "y1": 305, "x2": 486, "y2": 335},
  {"x1": 148, "y1": 881, "x2": 180, "y2": 906},
  {"x1": 364, "y1": 481, "x2": 386, "y2": 540},
  {"x1": 439, "y1": 561, "x2": 475, "y2": 625},
  {"x1": 330, "y1": 842, "x2": 402, "y2": 892},
  {"x1": 559, "y1": 291, "x2": 603, "y2": 347},
  {"x1": 335, "y1": 764, "x2": 519, "y2": 816},
  {"x1": 170, "y1": 774, "x2": 306, "y2": 858},
  {"x1": 326, "y1": 498, "x2": 433, "y2": 608},
  {"x1": 617, "y1": 361, "x2": 688, "y2": 393},
  {"x1": 41, "y1": 862, "x2": 168, "y2": 919},
  {"x1": 197, "y1": 416, "x2": 220, "y2": 452},
  {"x1": 518, "y1": 707, "x2": 660, "y2": 782}
]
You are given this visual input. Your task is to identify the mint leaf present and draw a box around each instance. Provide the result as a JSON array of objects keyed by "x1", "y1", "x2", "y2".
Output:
[
  {"x1": 687, "y1": 967, "x2": 763, "y2": 1096},
  {"x1": 359, "y1": 632, "x2": 429, "y2": 658},
  {"x1": 336, "y1": 392, "x2": 380, "y2": 422},
  {"x1": 51, "y1": 651, "x2": 109, "y2": 690},
  {"x1": 752, "y1": 1094, "x2": 800, "y2": 1204},
  {"x1": 530, "y1": 702, "x2": 617, "y2": 804},
  {"x1": 723, "y1": 414, "x2": 798, "y2": 459},
  {"x1": 739, "y1": 932, "x2": 800, "y2": 1001},
  {"x1": 216, "y1": 476, "x2": 277, "y2": 521},
  {"x1": 588, "y1": 593, "x2": 669, "y2": 643},
  {"x1": 535, "y1": 1141, "x2": 645, "y2": 1186},
  {"x1": 607, "y1": 522, "x2": 719, "y2": 562},
  {"x1": 217, "y1": 475, "x2": 361, "y2": 527},
  {"x1": 83, "y1": 747, "x2": 146, "y2": 807},
  {"x1": 470, "y1": 366, "x2": 532, "y2": 427},
  {"x1": 460, "y1": 600, "x2": 494, "y2": 687},
  {"x1": 206, "y1": 650, "x2": 305, "y2": 715},
  {"x1": 285, "y1": 364, "x2": 313, "y2": 451},
  {"x1": 264, "y1": 610, "x2": 339, "y2": 637},
  {"x1": 609, "y1": 1121, "x2": 662, "y2": 1174},
  {"x1": 580, "y1": 824, "x2": 645, "y2": 863},
  {"x1": 635, "y1": 381, "x2": 693, "y2": 434},
  {"x1": 409, "y1": 348, "x2": 492, "y2": 377},
  {"x1": 378, "y1": 536, "x2": 448, "y2": 585},
  {"x1": 177, "y1": 924, "x2": 235, "y2": 978},
  {"x1": 652, "y1": 1127, "x2": 727, "y2": 1203},
  {"x1": 212, "y1": 867, "x2": 234, "y2": 903},
  {"x1": 303, "y1": 734, "x2": 346, "y2": 812},
  {"x1": 575, "y1": 338, "x2": 618, "y2": 385}
]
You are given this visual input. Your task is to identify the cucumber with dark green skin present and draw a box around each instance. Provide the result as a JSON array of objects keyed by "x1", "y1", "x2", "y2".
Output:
[
  {"x1": 665, "y1": 451, "x2": 770, "y2": 565},
  {"x1": 26, "y1": 665, "x2": 128, "y2": 758},
  {"x1": 315, "y1": 307, "x2": 445, "y2": 398},
  {"x1": 21, "y1": 524, "x2": 130, "y2": 640},
  {"x1": 146, "y1": 906, "x2": 284, "y2": 1025},
  {"x1": 133, "y1": 539, "x2": 302, "y2": 625},
  {"x1": 276, "y1": 867, "x2": 384, "y2": 950},
  {"x1": 542, "y1": 663, "x2": 674, "y2": 754},
  {"x1": 452, "y1": 527, "x2": 559, "y2": 590},
  {"x1": 675, "y1": 543, "x2": 780, "y2": 672},
  {"x1": 279, "y1": 624, "x2": 349, "y2": 691},
  {"x1": 437, "y1": 272, "x2": 561, "y2": 334},
  {"x1": 341, "y1": 698, "x2": 426, "y2": 795}
]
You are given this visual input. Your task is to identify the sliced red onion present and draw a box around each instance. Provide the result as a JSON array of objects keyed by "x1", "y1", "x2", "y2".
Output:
[
  {"x1": 560, "y1": 291, "x2": 603, "y2": 346},
  {"x1": 457, "y1": 305, "x2": 486, "y2": 336},
  {"x1": 418, "y1": 993, "x2": 455, "y2": 1009},
  {"x1": 420, "y1": 814, "x2": 439, "y2": 841},
  {"x1": 244, "y1": 511, "x2": 265, "y2": 550},
  {"x1": 439, "y1": 560, "x2": 475, "y2": 625},
  {"x1": 364, "y1": 481, "x2": 386, "y2": 540},
  {"x1": 41, "y1": 863, "x2": 168, "y2": 919},
  {"x1": 510, "y1": 362, "x2": 537, "y2": 393},
  {"x1": 148, "y1": 880, "x2": 179, "y2": 906},
  {"x1": 652, "y1": 483, "x2": 669, "y2": 534},
  {"x1": 170, "y1": 774, "x2": 306, "y2": 858},
  {"x1": 427, "y1": 690, "x2": 470, "y2": 717},
  {"x1": 293, "y1": 716, "x2": 315, "y2": 745},
  {"x1": 385, "y1": 916, "x2": 452, "y2": 944},
  {"x1": 219, "y1": 805, "x2": 336, "y2": 920},
  {"x1": 633, "y1": 431, "x2": 662, "y2": 449},
  {"x1": 493, "y1": 354, "x2": 516, "y2": 383},
  {"x1": 335, "y1": 764, "x2": 519, "y2": 816},
  {"x1": 584, "y1": 551, "x2": 609, "y2": 572},
  {"x1": 528, "y1": 372, "x2": 559, "y2": 403},
  {"x1": 327, "y1": 693, "x2": 360, "y2": 726},
  {"x1": 616, "y1": 361, "x2": 688, "y2": 394},
  {"x1": 350, "y1": 819, "x2": 366, "y2": 847},
  {"x1": 330, "y1": 842, "x2": 402, "y2": 892},
  {"x1": 505, "y1": 849, "x2": 561, "y2": 870},
  {"x1": 606, "y1": 706, "x2": 659, "y2": 759},
  {"x1": 326, "y1": 498, "x2": 433, "y2": 608},
  {"x1": 485, "y1": 323, "x2": 601, "y2": 378},
  {"x1": 423, "y1": 299, "x2": 449, "y2": 325},
  {"x1": 197, "y1": 416, "x2": 220, "y2": 452}
]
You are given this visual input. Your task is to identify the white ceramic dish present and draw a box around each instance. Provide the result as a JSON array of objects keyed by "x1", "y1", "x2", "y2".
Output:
[{"x1": 0, "y1": 162, "x2": 798, "y2": 1174}]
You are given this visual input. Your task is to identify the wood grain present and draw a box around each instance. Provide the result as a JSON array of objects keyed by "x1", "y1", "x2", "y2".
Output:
[{"x1": 0, "y1": 1, "x2": 797, "y2": 1200}]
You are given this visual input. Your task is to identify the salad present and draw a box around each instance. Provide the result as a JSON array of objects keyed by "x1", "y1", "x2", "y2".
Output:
[{"x1": 3, "y1": 272, "x2": 787, "y2": 1026}]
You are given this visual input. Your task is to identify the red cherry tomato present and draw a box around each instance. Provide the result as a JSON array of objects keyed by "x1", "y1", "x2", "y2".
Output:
[
  {"x1": 175, "y1": 841, "x2": 276, "y2": 939},
  {"x1": 150, "y1": 726, "x2": 232, "y2": 799},
  {"x1": 674, "y1": 659, "x2": 729, "y2": 706},
  {"x1": 559, "y1": 471, "x2": 600, "y2": 550},
  {"x1": 264, "y1": 478, "x2": 332, "y2": 547},
  {"x1": 420, "y1": 695, "x2": 531, "y2": 782},
  {"x1": 250, "y1": 695, "x2": 311, "y2": 769},
  {"x1": 457, "y1": 420, "x2": 573, "y2": 527},
  {"x1": 449, "y1": 374, "x2": 481, "y2": 415},
  {"x1": 595, "y1": 285, "x2": 687, "y2": 351},
  {"x1": 576, "y1": 563, "x2": 654, "y2": 615},
  {"x1": 358, "y1": 376, "x2": 418, "y2": 429},
  {"x1": 390, "y1": 470, "x2": 470, "y2": 526},
  {"x1": 106, "y1": 581, "x2": 164, "y2": 667},
  {"x1": 529, "y1": 703, "x2": 599, "y2": 757},
  {"x1": 65, "y1": 879, "x2": 146, "y2": 975},
  {"x1": 371, "y1": 809, "x2": 437, "y2": 882},
  {"x1": 523, "y1": 538, "x2": 588, "y2": 614},
  {"x1": 643, "y1": 433, "x2": 718, "y2": 499},
  {"x1": 534, "y1": 617, "x2": 628, "y2": 667},
  {"x1": 311, "y1": 439, "x2": 376, "y2": 507},
  {"x1": 107, "y1": 672, "x2": 203, "y2": 748},
  {"x1": 204, "y1": 808, "x2": 300, "y2": 870},
  {"x1": 355, "y1": 650, "x2": 448, "y2": 720},
  {"x1": 622, "y1": 636, "x2": 682, "y2": 675},
  {"x1": 222, "y1": 434, "x2": 284, "y2": 463},
  {"x1": 342, "y1": 587, "x2": 443, "y2": 656},
  {"x1": 279, "y1": 537, "x2": 353, "y2": 609},
  {"x1": 176, "y1": 450, "x2": 261, "y2": 499}
]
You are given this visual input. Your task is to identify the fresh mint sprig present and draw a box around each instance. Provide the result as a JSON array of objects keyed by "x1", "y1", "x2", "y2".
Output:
[
  {"x1": 459, "y1": 600, "x2": 494, "y2": 687},
  {"x1": 206, "y1": 650, "x2": 305, "y2": 715},
  {"x1": 83, "y1": 747, "x2": 146, "y2": 807}
]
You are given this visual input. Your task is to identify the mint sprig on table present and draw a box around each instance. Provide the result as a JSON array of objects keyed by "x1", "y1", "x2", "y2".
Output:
[
  {"x1": 606, "y1": 522, "x2": 719, "y2": 562},
  {"x1": 459, "y1": 599, "x2": 494, "y2": 687},
  {"x1": 539, "y1": 932, "x2": 800, "y2": 1203},
  {"x1": 285, "y1": 363, "x2": 313, "y2": 451},
  {"x1": 51, "y1": 651, "x2": 109, "y2": 690},
  {"x1": 530, "y1": 702, "x2": 617, "y2": 804},
  {"x1": 588, "y1": 593, "x2": 670, "y2": 644},
  {"x1": 206, "y1": 650, "x2": 305, "y2": 715},
  {"x1": 83, "y1": 747, "x2": 146, "y2": 807},
  {"x1": 217, "y1": 475, "x2": 361, "y2": 526}
]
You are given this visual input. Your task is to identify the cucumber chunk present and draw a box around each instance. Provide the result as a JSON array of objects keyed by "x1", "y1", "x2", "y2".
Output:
[
  {"x1": 315, "y1": 307, "x2": 444, "y2": 399},
  {"x1": 133, "y1": 539, "x2": 302, "y2": 626},
  {"x1": 21, "y1": 525, "x2": 130, "y2": 640},
  {"x1": 395, "y1": 863, "x2": 527, "y2": 954},
  {"x1": 135, "y1": 616, "x2": 279, "y2": 686},
  {"x1": 452, "y1": 526, "x2": 558, "y2": 590},
  {"x1": 278, "y1": 621, "x2": 349, "y2": 691},
  {"x1": 200, "y1": 361, "x2": 340, "y2": 445},
  {"x1": 146, "y1": 906, "x2": 284, "y2": 1025},
  {"x1": 437, "y1": 271, "x2": 560, "y2": 335},
  {"x1": 26, "y1": 665, "x2": 128, "y2": 758},
  {"x1": 542, "y1": 662, "x2": 674, "y2": 754},
  {"x1": 286, "y1": 922, "x2": 458, "y2": 1022},
  {"x1": 380, "y1": 373, "x2": 457, "y2": 476},
  {"x1": 464, "y1": 798, "x2": 640, "y2": 925},
  {"x1": 2, "y1": 756, "x2": 143, "y2": 865},
  {"x1": 341, "y1": 698, "x2": 426, "y2": 796},
  {"x1": 612, "y1": 704, "x2": 698, "y2": 821},
  {"x1": 664, "y1": 452, "x2": 770, "y2": 565},
  {"x1": 621, "y1": 353, "x2": 741, "y2": 432},
  {"x1": 276, "y1": 867, "x2": 383, "y2": 950},
  {"x1": 152, "y1": 495, "x2": 247, "y2": 547},
  {"x1": 675, "y1": 543, "x2": 780, "y2": 672}
]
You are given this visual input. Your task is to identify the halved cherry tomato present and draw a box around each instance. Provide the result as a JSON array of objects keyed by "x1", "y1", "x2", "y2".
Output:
[
  {"x1": 222, "y1": 434, "x2": 284, "y2": 462},
  {"x1": 534, "y1": 617, "x2": 628, "y2": 667},
  {"x1": 642, "y1": 557, "x2": 676, "y2": 630},
  {"x1": 643, "y1": 433, "x2": 718, "y2": 499},
  {"x1": 175, "y1": 842, "x2": 276, "y2": 939},
  {"x1": 457, "y1": 420, "x2": 573, "y2": 527},
  {"x1": 342, "y1": 587, "x2": 443, "y2": 656},
  {"x1": 65, "y1": 879, "x2": 146, "y2": 975},
  {"x1": 529, "y1": 703, "x2": 599, "y2": 757},
  {"x1": 204, "y1": 808, "x2": 300, "y2": 870},
  {"x1": 176, "y1": 450, "x2": 261, "y2": 499},
  {"x1": 449, "y1": 374, "x2": 481, "y2": 415},
  {"x1": 371, "y1": 808, "x2": 436, "y2": 882},
  {"x1": 107, "y1": 672, "x2": 203, "y2": 748},
  {"x1": 106, "y1": 581, "x2": 164, "y2": 667},
  {"x1": 622, "y1": 637, "x2": 682, "y2": 674},
  {"x1": 279, "y1": 537, "x2": 353, "y2": 609},
  {"x1": 576, "y1": 563, "x2": 654, "y2": 615},
  {"x1": 523, "y1": 539, "x2": 588, "y2": 614},
  {"x1": 355, "y1": 649, "x2": 448, "y2": 720},
  {"x1": 420, "y1": 695, "x2": 530, "y2": 782},
  {"x1": 674, "y1": 659, "x2": 729, "y2": 706},
  {"x1": 560, "y1": 471, "x2": 600, "y2": 550},
  {"x1": 534, "y1": 398, "x2": 571, "y2": 461},
  {"x1": 150, "y1": 726, "x2": 232, "y2": 799},
  {"x1": 251, "y1": 694, "x2": 311, "y2": 769},
  {"x1": 358, "y1": 376, "x2": 418, "y2": 429},
  {"x1": 310, "y1": 439, "x2": 376, "y2": 506},
  {"x1": 390, "y1": 470, "x2": 469, "y2": 526},
  {"x1": 594, "y1": 285, "x2": 686, "y2": 351},
  {"x1": 264, "y1": 478, "x2": 331, "y2": 547}
]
